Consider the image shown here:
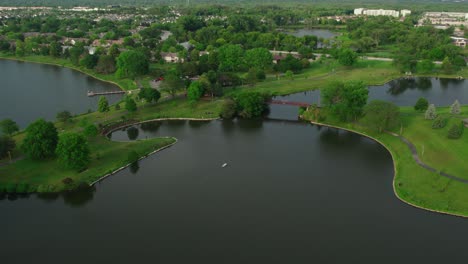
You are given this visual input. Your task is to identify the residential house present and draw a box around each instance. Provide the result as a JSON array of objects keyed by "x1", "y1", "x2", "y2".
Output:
[
  {"x1": 161, "y1": 52, "x2": 182, "y2": 63},
  {"x1": 451, "y1": 37, "x2": 467, "y2": 48}
]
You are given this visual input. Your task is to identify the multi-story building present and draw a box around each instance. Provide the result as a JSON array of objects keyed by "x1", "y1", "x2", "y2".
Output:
[{"x1": 354, "y1": 8, "x2": 411, "y2": 18}]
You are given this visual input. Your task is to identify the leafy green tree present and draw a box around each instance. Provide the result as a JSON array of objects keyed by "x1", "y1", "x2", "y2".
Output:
[
  {"x1": 80, "y1": 54, "x2": 98, "y2": 69},
  {"x1": 275, "y1": 55, "x2": 303, "y2": 73},
  {"x1": 337, "y1": 48, "x2": 357, "y2": 66},
  {"x1": 447, "y1": 122, "x2": 464, "y2": 139},
  {"x1": 83, "y1": 124, "x2": 98, "y2": 137},
  {"x1": 21, "y1": 119, "x2": 58, "y2": 160},
  {"x1": 187, "y1": 81, "x2": 204, "y2": 102},
  {"x1": 362, "y1": 100, "x2": 400, "y2": 133},
  {"x1": 235, "y1": 92, "x2": 269, "y2": 118},
  {"x1": 56, "y1": 111, "x2": 72, "y2": 123},
  {"x1": 160, "y1": 72, "x2": 184, "y2": 98},
  {"x1": 321, "y1": 81, "x2": 368, "y2": 121},
  {"x1": 56, "y1": 133, "x2": 90, "y2": 171},
  {"x1": 108, "y1": 44, "x2": 120, "y2": 59},
  {"x1": 244, "y1": 68, "x2": 259, "y2": 85},
  {"x1": 138, "y1": 88, "x2": 161, "y2": 104},
  {"x1": 0, "y1": 119, "x2": 19, "y2": 135},
  {"x1": 417, "y1": 59, "x2": 435, "y2": 74},
  {"x1": 220, "y1": 99, "x2": 237, "y2": 119},
  {"x1": 450, "y1": 100, "x2": 461, "y2": 115},
  {"x1": 125, "y1": 97, "x2": 137, "y2": 112},
  {"x1": 95, "y1": 55, "x2": 116, "y2": 74},
  {"x1": 424, "y1": 104, "x2": 437, "y2": 120},
  {"x1": 218, "y1": 44, "x2": 245, "y2": 72},
  {"x1": 15, "y1": 40, "x2": 25, "y2": 57},
  {"x1": 98, "y1": 96, "x2": 110, "y2": 112},
  {"x1": 49, "y1": 41, "x2": 61, "y2": 57},
  {"x1": 245, "y1": 48, "x2": 273, "y2": 70},
  {"x1": 285, "y1": 70, "x2": 294, "y2": 80},
  {"x1": 432, "y1": 117, "x2": 447, "y2": 129},
  {"x1": 0, "y1": 135, "x2": 15, "y2": 159},
  {"x1": 116, "y1": 51, "x2": 149, "y2": 79},
  {"x1": 414, "y1": 97, "x2": 429, "y2": 111},
  {"x1": 441, "y1": 57, "x2": 454, "y2": 74}
]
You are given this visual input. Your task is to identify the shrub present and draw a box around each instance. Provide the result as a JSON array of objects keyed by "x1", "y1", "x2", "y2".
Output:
[
  {"x1": 414, "y1": 97, "x2": 429, "y2": 111},
  {"x1": 220, "y1": 99, "x2": 237, "y2": 119},
  {"x1": 127, "y1": 150, "x2": 140, "y2": 163},
  {"x1": 424, "y1": 104, "x2": 437, "y2": 120},
  {"x1": 98, "y1": 96, "x2": 110, "y2": 112},
  {"x1": 450, "y1": 100, "x2": 461, "y2": 115},
  {"x1": 431, "y1": 117, "x2": 447, "y2": 129},
  {"x1": 5, "y1": 183, "x2": 16, "y2": 193},
  {"x1": 115, "y1": 103, "x2": 121, "y2": 110},
  {"x1": 447, "y1": 122, "x2": 464, "y2": 139},
  {"x1": 15, "y1": 183, "x2": 29, "y2": 194},
  {"x1": 0, "y1": 135, "x2": 15, "y2": 159},
  {"x1": 298, "y1": 107, "x2": 306, "y2": 116},
  {"x1": 56, "y1": 111, "x2": 72, "y2": 123},
  {"x1": 127, "y1": 150, "x2": 139, "y2": 163},
  {"x1": 83, "y1": 124, "x2": 98, "y2": 137}
]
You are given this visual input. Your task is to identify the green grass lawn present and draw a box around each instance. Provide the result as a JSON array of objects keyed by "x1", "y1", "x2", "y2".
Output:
[
  {"x1": 0, "y1": 136, "x2": 176, "y2": 193},
  {"x1": 303, "y1": 105, "x2": 468, "y2": 216},
  {"x1": 0, "y1": 93, "x2": 224, "y2": 193},
  {"x1": 227, "y1": 60, "x2": 402, "y2": 96},
  {"x1": 399, "y1": 107, "x2": 468, "y2": 180}
]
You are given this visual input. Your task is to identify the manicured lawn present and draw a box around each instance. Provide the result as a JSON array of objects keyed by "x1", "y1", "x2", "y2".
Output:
[
  {"x1": 226, "y1": 60, "x2": 401, "y2": 96},
  {"x1": 399, "y1": 107, "x2": 468, "y2": 180},
  {"x1": 0, "y1": 136, "x2": 176, "y2": 193},
  {"x1": 303, "y1": 105, "x2": 468, "y2": 216},
  {"x1": 0, "y1": 92, "x2": 223, "y2": 193}
]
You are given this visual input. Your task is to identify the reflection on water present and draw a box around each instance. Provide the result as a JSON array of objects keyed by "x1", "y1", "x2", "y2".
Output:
[
  {"x1": 127, "y1": 127, "x2": 139, "y2": 140},
  {"x1": 0, "y1": 60, "x2": 123, "y2": 128},
  {"x1": 370, "y1": 77, "x2": 467, "y2": 106},
  {"x1": 129, "y1": 161, "x2": 140, "y2": 174},
  {"x1": 386, "y1": 78, "x2": 433, "y2": 95},
  {"x1": 2, "y1": 184, "x2": 96, "y2": 207},
  {"x1": 140, "y1": 121, "x2": 162, "y2": 132}
]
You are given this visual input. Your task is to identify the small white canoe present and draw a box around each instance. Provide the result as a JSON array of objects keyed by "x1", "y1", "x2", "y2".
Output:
[{"x1": 222, "y1": 163, "x2": 228, "y2": 168}]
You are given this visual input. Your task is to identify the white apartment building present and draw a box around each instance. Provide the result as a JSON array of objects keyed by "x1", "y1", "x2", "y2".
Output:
[{"x1": 354, "y1": 8, "x2": 411, "y2": 18}]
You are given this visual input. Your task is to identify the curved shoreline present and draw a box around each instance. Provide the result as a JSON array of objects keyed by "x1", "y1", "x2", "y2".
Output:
[
  {"x1": 0, "y1": 56, "x2": 128, "y2": 92},
  {"x1": 2, "y1": 55, "x2": 468, "y2": 216},
  {"x1": 89, "y1": 137, "x2": 178, "y2": 186},
  {"x1": 105, "y1": 117, "x2": 220, "y2": 136},
  {"x1": 309, "y1": 120, "x2": 468, "y2": 218}
]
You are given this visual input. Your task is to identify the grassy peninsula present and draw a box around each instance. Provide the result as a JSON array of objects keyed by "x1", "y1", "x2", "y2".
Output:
[{"x1": 302, "y1": 106, "x2": 468, "y2": 217}]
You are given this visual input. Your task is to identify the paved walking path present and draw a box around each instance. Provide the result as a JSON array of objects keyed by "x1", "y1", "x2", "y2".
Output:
[{"x1": 387, "y1": 131, "x2": 468, "y2": 183}]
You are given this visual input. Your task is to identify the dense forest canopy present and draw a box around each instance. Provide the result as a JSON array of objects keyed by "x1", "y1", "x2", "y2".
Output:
[{"x1": 0, "y1": 0, "x2": 467, "y2": 12}]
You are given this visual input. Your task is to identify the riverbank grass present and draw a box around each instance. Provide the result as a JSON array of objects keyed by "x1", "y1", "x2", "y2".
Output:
[
  {"x1": 303, "y1": 105, "x2": 468, "y2": 216},
  {"x1": 0, "y1": 95, "x2": 223, "y2": 193},
  {"x1": 0, "y1": 136, "x2": 176, "y2": 193}
]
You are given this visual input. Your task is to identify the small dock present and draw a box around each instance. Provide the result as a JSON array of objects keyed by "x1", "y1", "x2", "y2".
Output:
[{"x1": 87, "y1": 90, "x2": 125, "y2": 97}]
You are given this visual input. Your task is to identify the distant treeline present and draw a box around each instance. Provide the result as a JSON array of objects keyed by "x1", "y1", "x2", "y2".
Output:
[{"x1": 0, "y1": 0, "x2": 467, "y2": 12}]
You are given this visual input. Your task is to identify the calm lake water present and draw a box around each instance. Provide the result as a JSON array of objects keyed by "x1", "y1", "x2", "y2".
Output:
[
  {"x1": 0, "y1": 59, "x2": 122, "y2": 128},
  {"x1": 1, "y1": 62, "x2": 468, "y2": 263},
  {"x1": 271, "y1": 77, "x2": 468, "y2": 116}
]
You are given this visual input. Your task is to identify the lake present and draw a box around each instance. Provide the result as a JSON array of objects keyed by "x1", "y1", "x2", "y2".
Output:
[
  {"x1": 1, "y1": 61, "x2": 468, "y2": 263},
  {"x1": 271, "y1": 77, "x2": 468, "y2": 116},
  {"x1": 0, "y1": 59, "x2": 122, "y2": 128}
]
